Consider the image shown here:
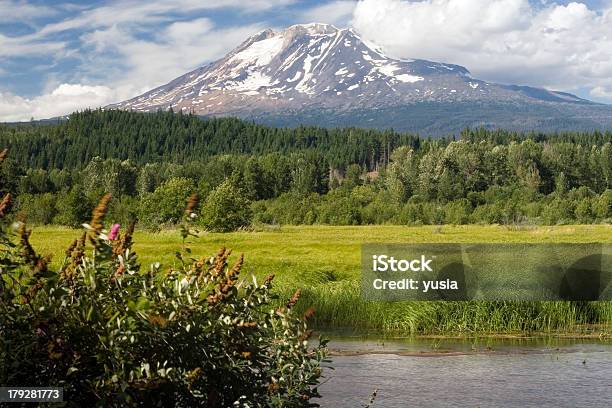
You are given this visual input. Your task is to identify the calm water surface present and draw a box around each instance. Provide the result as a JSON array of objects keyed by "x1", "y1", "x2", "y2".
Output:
[{"x1": 318, "y1": 337, "x2": 612, "y2": 407}]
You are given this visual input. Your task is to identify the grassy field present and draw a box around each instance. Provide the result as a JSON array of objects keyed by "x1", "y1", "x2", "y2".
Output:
[{"x1": 29, "y1": 224, "x2": 612, "y2": 337}]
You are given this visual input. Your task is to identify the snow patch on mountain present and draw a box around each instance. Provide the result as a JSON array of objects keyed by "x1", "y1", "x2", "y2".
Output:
[
  {"x1": 230, "y1": 35, "x2": 285, "y2": 67},
  {"x1": 396, "y1": 74, "x2": 424, "y2": 83},
  {"x1": 109, "y1": 22, "x2": 595, "y2": 118}
]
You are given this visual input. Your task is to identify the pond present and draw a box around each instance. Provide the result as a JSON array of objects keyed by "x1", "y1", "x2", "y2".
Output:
[{"x1": 318, "y1": 336, "x2": 612, "y2": 407}]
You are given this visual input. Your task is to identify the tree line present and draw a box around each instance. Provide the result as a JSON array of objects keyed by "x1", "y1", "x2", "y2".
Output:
[
  {"x1": 2, "y1": 110, "x2": 612, "y2": 229},
  {"x1": 0, "y1": 109, "x2": 420, "y2": 170}
]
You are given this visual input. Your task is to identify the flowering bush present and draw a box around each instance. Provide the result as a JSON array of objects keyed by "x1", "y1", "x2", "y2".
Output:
[{"x1": 0, "y1": 152, "x2": 328, "y2": 407}]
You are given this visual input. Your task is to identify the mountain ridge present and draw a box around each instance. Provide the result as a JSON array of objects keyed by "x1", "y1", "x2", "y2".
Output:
[{"x1": 108, "y1": 23, "x2": 612, "y2": 135}]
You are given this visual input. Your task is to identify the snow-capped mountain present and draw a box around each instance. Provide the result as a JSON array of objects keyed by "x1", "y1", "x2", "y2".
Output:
[{"x1": 109, "y1": 23, "x2": 612, "y2": 134}]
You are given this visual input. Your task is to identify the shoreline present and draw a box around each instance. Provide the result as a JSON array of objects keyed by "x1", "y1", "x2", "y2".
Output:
[
  {"x1": 319, "y1": 330, "x2": 611, "y2": 340},
  {"x1": 325, "y1": 332, "x2": 611, "y2": 356}
]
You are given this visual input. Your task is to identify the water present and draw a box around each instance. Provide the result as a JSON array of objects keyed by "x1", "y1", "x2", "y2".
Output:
[{"x1": 318, "y1": 337, "x2": 612, "y2": 407}]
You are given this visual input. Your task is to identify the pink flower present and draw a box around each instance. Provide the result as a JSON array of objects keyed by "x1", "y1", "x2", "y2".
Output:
[{"x1": 109, "y1": 223, "x2": 121, "y2": 240}]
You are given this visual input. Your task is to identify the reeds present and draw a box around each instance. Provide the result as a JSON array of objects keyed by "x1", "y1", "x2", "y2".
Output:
[{"x1": 280, "y1": 282, "x2": 612, "y2": 335}]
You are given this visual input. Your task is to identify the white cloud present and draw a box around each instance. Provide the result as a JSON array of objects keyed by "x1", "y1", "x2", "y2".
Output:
[
  {"x1": 591, "y1": 86, "x2": 612, "y2": 99},
  {"x1": 0, "y1": 0, "x2": 298, "y2": 121},
  {"x1": 78, "y1": 21, "x2": 266, "y2": 98},
  {"x1": 0, "y1": 0, "x2": 58, "y2": 22},
  {"x1": 164, "y1": 18, "x2": 216, "y2": 41},
  {"x1": 0, "y1": 84, "x2": 121, "y2": 122},
  {"x1": 37, "y1": 0, "x2": 294, "y2": 37},
  {"x1": 351, "y1": 0, "x2": 612, "y2": 101},
  {"x1": 301, "y1": 1, "x2": 357, "y2": 26},
  {"x1": 0, "y1": 33, "x2": 65, "y2": 56},
  {"x1": 0, "y1": 0, "x2": 289, "y2": 121},
  {"x1": 0, "y1": 18, "x2": 268, "y2": 121}
]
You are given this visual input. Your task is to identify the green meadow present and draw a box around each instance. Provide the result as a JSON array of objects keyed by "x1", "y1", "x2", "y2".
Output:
[{"x1": 29, "y1": 224, "x2": 612, "y2": 337}]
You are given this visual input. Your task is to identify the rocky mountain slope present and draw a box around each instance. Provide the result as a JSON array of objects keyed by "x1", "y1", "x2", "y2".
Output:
[{"x1": 109, "y1": 23, "x2": 612, "y2": 134}]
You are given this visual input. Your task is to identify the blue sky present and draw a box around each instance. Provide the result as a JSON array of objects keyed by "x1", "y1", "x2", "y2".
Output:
[{"x1": 1, "y1": 0, "x2": 612, "y2": 121}]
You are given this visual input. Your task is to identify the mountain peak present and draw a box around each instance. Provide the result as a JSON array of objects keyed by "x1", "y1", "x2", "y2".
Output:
[
  {"x1": 246, "y1": 23, "x2": 341, "y2": 46},
  {"x1": 286, "y1": 22, "x2": 340, "y2": 35},
  {"x1": 108, "y1": 23, "x2": 597, "y2": 133}
]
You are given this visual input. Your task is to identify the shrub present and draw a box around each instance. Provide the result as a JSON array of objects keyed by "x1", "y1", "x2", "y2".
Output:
[
  {"x1": 443, "y1": 199, "x2": 471, "y2": 225},
  {"x1": 592, "y1": 190, "x2": 612, "y2": 219},
  {"x1": 350, "y1": 184, "x2": 378, "y2": 207},
  {"x1": 82, "y1": 157, "x2": 138, "y2": 198},
  {"x1": 107, "y1": 195, "x2": 139, "y2": 226},
  {"x1": 541, "y1": 198, "x2": 575, "y2": 225},
  {"x1": 395, "y1": 203, "x2": 422, "y2": 225},
  {"x1": 250, "y1": 200, "x2": 273, "y2": 224},
  {"x1": 139, "y1": 177, "x2": 194, "y2": 228},
  {"x1": 574, "y1": 198, "x2": 593, "y2": 223},
  {"x1": 522, "y1": 202, "x2": 542, "y2": 220},
  {"x1": 360, "y1": 191, "x2": 397, "y2": 224},
  {"x1": 420, "y1": 202, "x2": 445, "y2": 225},
  {"x1": 15, "y1": 193, "x2": 57, "y2": 224},
  {"x1": 0, "y1": 191, "x2": 328, "y2": 407},
  {"x1": 470, "y1": 203, "x2": 504, "y2": 224},
  {"x1": 317, "y1": 190, "x2": 361, "y2": 225},
  {"x1": 200, "y1": 180, "x2": 252, "y2": 232},
  {"x1": 255, "y1": 192, "x2": 320, "y2": 225},
  {"x1": 53, "y1": 187, "x2": 91, "y2": 227}
]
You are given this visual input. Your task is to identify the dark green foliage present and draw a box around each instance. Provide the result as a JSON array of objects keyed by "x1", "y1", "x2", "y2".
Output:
[
  {"x1": 1, "y1": 109, "x2": 419, "y2": 170},
  {"x1": 290, "y1": 151, "x2": 329, "y2": 196},
  {"x1": 17, "y1": 169, "x2": 52, "y2": 194},
  {"x1": 241, "y1": 157, "x2": 268, "y2": 200},
  {"x1": 81, "y1": 157, "x2": 138, "y2": 198},
  {"x1": 0, "y1": 154, "x2": 20, "y2": 197},
  {"x1": 139, "y1": 178, "x2": 194, "y2": 228},
  {"x1": 316, "y1": 189, "x2": 361, "y2": 225},
  {"x1": 200, "y1": 180, "x2": 252, "y2": 232},
  {"x1": 253, "y1": 193, "x2": 320, "y2": 225},
  {"x1": 107, "y1": 195, "x2": 139, "y2": 226},
  {"x1": 53, "y1": 187, "x2": 90, "y2": 227},
  {"x1": 15, "y1": 193, "x2": 57, "y2": 224},
  {"x1": 3, "y1": 110, "x2": 612, "y2": 227},
  {"x1": 343, "y1": 164, "x2": 363, "y2": 190}
]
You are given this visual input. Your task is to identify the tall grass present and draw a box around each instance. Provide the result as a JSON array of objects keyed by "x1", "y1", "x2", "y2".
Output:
[{"x1": 283, "y1": 282, "x2": 612, "y2": 335}]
